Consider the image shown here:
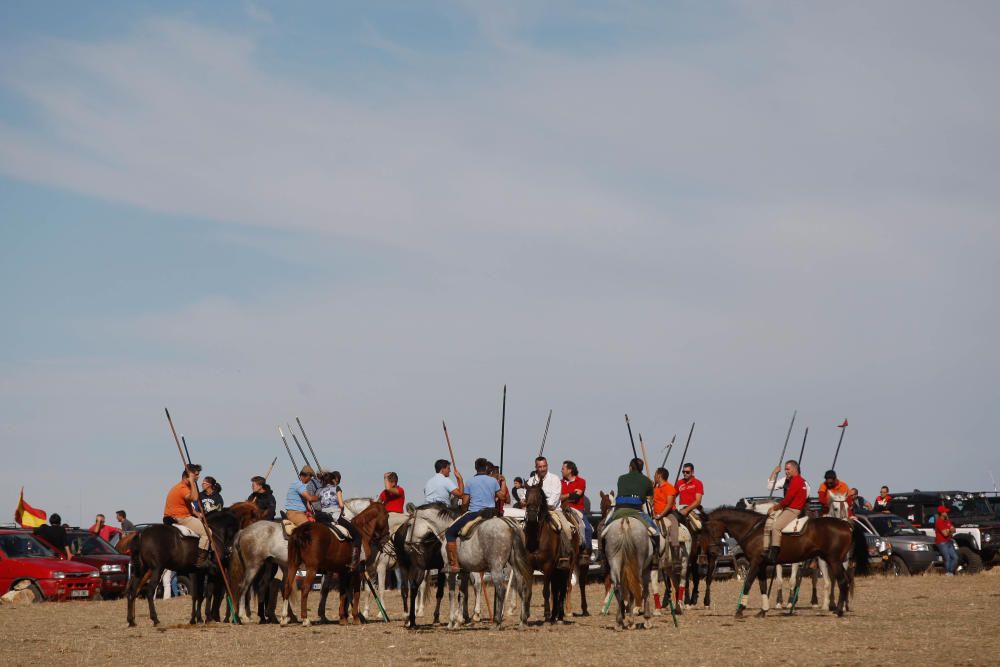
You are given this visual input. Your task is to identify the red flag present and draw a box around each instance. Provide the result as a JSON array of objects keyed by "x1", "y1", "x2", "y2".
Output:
[
  {"x1": 14, "y1": 487, "x2": 47, "y2": 528},
  {"x1": 838, "y1": 419, "x2": 848, "y2": 428}
]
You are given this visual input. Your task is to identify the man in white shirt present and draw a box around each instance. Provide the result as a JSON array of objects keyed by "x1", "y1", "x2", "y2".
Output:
[{"x1": 527, "y1": 456, "x2": 576, "y2": 566}]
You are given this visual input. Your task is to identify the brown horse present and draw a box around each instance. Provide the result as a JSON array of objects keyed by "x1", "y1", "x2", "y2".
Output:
[
  {"x1": 522, "y1": 485, "x2": 569, "y2": 624},
  {"x1": 565, "y1": 502, "x2": 593, "y2": 617},
  {"x1": 283, "y1": 502, "x2": 388, "y2": 626},
  {"x1": 701, "y1": 507, "x2": 853, "y2": 618}
]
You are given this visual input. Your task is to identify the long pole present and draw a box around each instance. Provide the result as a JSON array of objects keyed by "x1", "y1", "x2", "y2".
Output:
[
  {"x1": 181, "y1": 435, "x2": 193, "y2": 465},
  {"x1": 673, "y1": 422, "x2": 696, "y2": 486},
  {"x1": 499, "y1": 385, "x2": 506, "y2": 474},
  {"x1": 831, "y1": 419, "x2": 848, "y2": 470},
  {"x1": 279, "y1": 427, "x2": 298, "y2": 472},
  {"x1": 296, "y1": 417, "x2": 323, "y2": 472},
  {"x1": 442, "y1": 421, "x2": 458, "y2": 474},
  {"x1": 288, "y1": 424, "x2": 315, "y2": 471},
  {"x1": 660, "y1": 435, "x2": 676, "y2": 469},
  {"x1": 624, "y1": 414, "x2": 639, "y2": 461},
  {"x1": 538, "y1": 409, "x2": 553, "y2": 458},
  {"x1": 164, "y1": 409, "x2": 238, "y2": 621},
  {"x1": 797, "y1": 427, "x2": 809, "y2": 471},
  {"x1": 263, "y1": 456, "x2": 278, "y2": 481},
  {"x1": 769, "y1": 411, "x2": 797, "y2": 499}
]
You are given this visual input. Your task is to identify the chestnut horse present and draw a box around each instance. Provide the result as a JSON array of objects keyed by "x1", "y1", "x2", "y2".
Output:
[
  {"x1": 282, "y1": 502, "x2": 388, "y2": 626},
  {"x1": 701, "y1": 507, "x2": 853, "y2": 618},
  {"x1": 523, "y1": 485, "x2": 569, "y2": 623}
]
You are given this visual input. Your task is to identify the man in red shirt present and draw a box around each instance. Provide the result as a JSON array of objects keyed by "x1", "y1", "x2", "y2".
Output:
[
  {"x1": 560, "y1": 460, "x2": 590, "y2": 546},
  {"x1": 934, "y1": 505, "x2": 958, "y2": 575},
  {"x1": 676, "y1": 463, "x2": 704, "y2": 528},
  {"x1": 764, "y1": 459, "x2": 807, "y2": 563},
  {"x1": 379, "y1": 472, "x2": 407, "y2": 535},
  {"x1": 88, "y1": 514, "x2": 121, "y2": 542}
]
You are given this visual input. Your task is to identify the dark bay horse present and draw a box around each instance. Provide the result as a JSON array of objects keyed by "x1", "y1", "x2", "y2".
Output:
[
  {"x1": 701, "y1": 507, "x2": 853, "y2": 618},
  {"x1": 125, "y1": 510, "x2": 242, "y2": 627},
  {"x1": 523, "y1": 485, "x2": 569, "y2": 624},
  {"x1": 282, "y1": 502, "x2": 388, "y2": 626}
]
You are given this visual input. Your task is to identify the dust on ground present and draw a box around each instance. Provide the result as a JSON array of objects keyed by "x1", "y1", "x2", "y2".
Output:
[{"x1": 2, "y1": 570, "x2": 999, "y2": 666}]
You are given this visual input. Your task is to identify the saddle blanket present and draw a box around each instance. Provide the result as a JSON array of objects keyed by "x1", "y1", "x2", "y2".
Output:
[
  {"x1": 281, "y1": 519, "x2": 351, "y2": 540},
  {"x1": 172, "y1": 524, "x2": 199, "y2": 539}
]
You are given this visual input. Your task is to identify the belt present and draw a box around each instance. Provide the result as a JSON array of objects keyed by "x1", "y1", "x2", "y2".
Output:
[{"x1": 615, "y1": 496, "x2": 643, "y2": 506}]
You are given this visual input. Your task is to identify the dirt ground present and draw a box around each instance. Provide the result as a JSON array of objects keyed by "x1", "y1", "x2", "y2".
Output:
[{"x1": 2, "y1": 570, "x2": 999, "y2": 666}]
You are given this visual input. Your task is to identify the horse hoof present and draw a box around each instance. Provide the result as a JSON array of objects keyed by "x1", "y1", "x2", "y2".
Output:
[
  {"x1": 301, "y1": 619, "x2": 311, "y2": 628},
  {"x1": 127, "y1": 621, "x2": 137, "y2": 628},
  {"x1": 573, "y1": 611, "x2": 590, "y2": 617},
  {"x1": 755, "y1": 610, "x2": 767, "y2": 618},
  {"x1": 774, "y1": 602, "x2": 783, "y2": 610}
]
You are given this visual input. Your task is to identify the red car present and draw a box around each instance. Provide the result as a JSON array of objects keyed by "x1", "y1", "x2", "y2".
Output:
[
  {"x1": 32, "y1": 529, "x2": 131, "y2": 599},
  {"x1": 0, "y1": 529, "x2": 101, "y2": 601}
]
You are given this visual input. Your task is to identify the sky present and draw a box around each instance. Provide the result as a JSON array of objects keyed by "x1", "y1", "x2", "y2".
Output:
[{"x1": 2, "y1": 1, "x2": 999, "y2": 526}]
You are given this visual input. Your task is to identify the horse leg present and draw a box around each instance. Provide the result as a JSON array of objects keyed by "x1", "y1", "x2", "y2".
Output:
[
  {"x1": 735, "y1": 557, "x2": 762, "y2": 618},
  {"x1": 299, "y1": 567, "x2": 315, "y2": 626},
  {"x1": 447, "y1": 570, "x2": 460, "y2": 629},
  {"x1": 350, "y1": 571, "x2": 362, "y2": 625},
  {"x1": 317, "y1": 572, "x2": 334, "y2": 624},
  {"x1": 469, "y1": 572, "x2": 479, "y2": 623},
  {"x1": 577, "y1": 562, "x2": 590, "y2": 616},
  {"x1": 434, "y1": 571, "x2": 445, "y2": 625},
  {"x1": 543, "y1": 574, "x2": 552, "y2": 622},
  {"x1": 492, "y1": 566, "x2": 506, "y2": 626},
  {"x1": 414, "y1": 572, "x2": 425, "y2": 617},
  {"x1": 128, "y1": 568, "x2": 153, "y2": 627},
  {"x1": 774, "y1": 564, "x2": 786, "y2": 609},
  {"x1": 755, "y1": 560, "x2": 770, "y2": 618},
  {"x1": 641, "y1": 563, "x2": 653, "y2": 629},
  {"x1": 827, "y1": 559, "x2": 847, "y2": 617}
]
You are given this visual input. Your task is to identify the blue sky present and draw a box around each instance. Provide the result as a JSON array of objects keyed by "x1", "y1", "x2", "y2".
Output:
[{"x1": 2, "y1": 2, "x2": 999, "y2": 524}]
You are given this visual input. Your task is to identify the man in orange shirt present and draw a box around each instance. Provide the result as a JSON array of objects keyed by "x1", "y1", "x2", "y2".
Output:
[
  {"x1": 652, "y1": 467, "x2": 680, "y2": 561},
  {"x1": 163, "y1": 464, "x2": 210, "y2": 556},
  {"x1": 817, "y1": 470, "x2": 852, "y2": 519}
]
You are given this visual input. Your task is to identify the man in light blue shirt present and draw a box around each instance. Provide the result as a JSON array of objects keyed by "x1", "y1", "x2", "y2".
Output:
[
  {"x1": 424, "y1": 459, "x2": 465, "y2": 505},
  {"x1": 285, "y1": 465, "x2": 318, "y2": 526},
  {"x1": 444, "y1": 458, "x2": 507, "y2": 571}
]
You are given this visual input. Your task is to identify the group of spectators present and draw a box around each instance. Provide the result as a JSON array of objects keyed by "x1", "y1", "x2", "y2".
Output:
[{"x1": 30, "y1": 509, "x2": 135, "y2": 559}]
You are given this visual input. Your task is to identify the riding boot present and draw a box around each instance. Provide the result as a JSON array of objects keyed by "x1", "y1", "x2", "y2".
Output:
[
  {"x1": 446, "y1": 542, "x2": 460, "y2": 573},
  {"x1": 651, "y1": 535, "x2": 660, "y2": 556},
  {"x1": 766, "y1": 545, "x2": 780, "y2": 564},
  {"x1": 196, "y1": 549, "x2": 211, "y2": 569}
]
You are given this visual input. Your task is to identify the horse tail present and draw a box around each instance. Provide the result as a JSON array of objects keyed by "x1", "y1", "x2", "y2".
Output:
[
  {"x1": 506, "y1": 521, "x2": 533, "y2": 583},
  {"x1": 285, "y1": 526, "x2": 306, "y2": 601},
  {"x1": 619, "y1": 520, "x2": 643, "y2": 606},
  {"x1": 392, "y1": 524, "x2": 411, "y2": 571},
  {"x1": 228, "y1": 531, "x2": 246, "y2": 592}
]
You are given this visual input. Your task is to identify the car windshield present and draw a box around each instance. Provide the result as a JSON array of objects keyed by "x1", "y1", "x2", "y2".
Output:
[
  {"x1": 949, "y1": 497, "x2": 994, "y2": 517},
  {"x1": 0, "y1": 534, "x2": 56, "y2": 558},
  {"x1": 67, "y1": 533, "x2": 117, "y2": 555},
  {"x1": 868, "y1": 515, "x2": 922, "y2": 536}
]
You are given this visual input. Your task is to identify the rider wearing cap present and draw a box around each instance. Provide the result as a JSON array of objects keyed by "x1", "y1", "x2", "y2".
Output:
[
  {"x1": 817, "y1": 470, "x2": 852, "y2": 519},
  {"x1": 763, "y1": 459, "x2": 807, "y2": 564},
  {"x1": 285, "y1": 465, "x2": 319, "y2": 526},
  {"x1": 444, "y1": 457, "x2": 508, "y2": 572}
]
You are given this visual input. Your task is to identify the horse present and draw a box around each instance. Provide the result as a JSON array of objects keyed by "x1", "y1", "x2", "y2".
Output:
[
  {"x1": 521, "y1": 485, "x2": 570, "y2": 624},
  {"x1": 393, "y1": 510, "x2": 448, "y2": 628},
  {"x1": 125, "y1": 510, "x2": 242, "y2": 627},
  {"x1": 601, "y1": 515, "x2": 653, "y2": 630},
  {"x1": 282, "y1": 502, "x2": 388, "y2": 626},
  {"x1": 402, "y1": 503, "x2": 531, "y2": 629},
  {"x1": 701, "y1": 506, "x2": 853, "y2": 618},
  {"x1": 228, "y1": 520, "x2": 303, "y2": 624}
]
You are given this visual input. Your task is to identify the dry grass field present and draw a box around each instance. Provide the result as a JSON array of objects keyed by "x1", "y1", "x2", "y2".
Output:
[{"x1": 2, "y1": 570, "x2": 999, "y2": 666}]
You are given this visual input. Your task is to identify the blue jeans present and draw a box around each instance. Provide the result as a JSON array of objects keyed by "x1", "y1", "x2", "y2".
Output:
[
  {"x1": 937, "y1": 540, "x2": 958, "y2": 573},
  {"x1": 445, "y1": 512, "x2": 478, "y2": 543},
  {"x1": 583, "y1": 515, "x2": 594, "y2": 545}
]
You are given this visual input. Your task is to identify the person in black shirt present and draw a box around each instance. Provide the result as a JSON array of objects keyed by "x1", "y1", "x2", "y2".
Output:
[
  {"x1": 33, "y1": 513, "x2": 73, "y2": 560},
  {"x1": 247, "y1": 476, "x2": 276, "y2": 520},
  {"x1": 199, "y1": 476, "x2": 224, "y2": 514}
]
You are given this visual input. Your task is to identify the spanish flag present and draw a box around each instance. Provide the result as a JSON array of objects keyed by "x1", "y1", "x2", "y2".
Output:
[{"x1": 15, "y1": 488, "x2": 47, "y2": 528}]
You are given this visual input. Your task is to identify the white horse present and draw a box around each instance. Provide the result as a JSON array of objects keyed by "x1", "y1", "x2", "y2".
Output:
[{"x1": 602, "y1": 516, "x2": 654, "y2": 630}]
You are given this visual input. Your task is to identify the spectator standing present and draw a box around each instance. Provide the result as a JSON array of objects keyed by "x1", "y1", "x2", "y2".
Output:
[
  {"x1": 116, "y1": 510, "x2": 135, "y2": 532},
  {"x1": 871, "y1": 486, "x2": 892, "y2": 511},
  {"x1": 88, "y1": 514, "x2": 121, "y2": 542},
  {"x1": 934, "y1": 505, "x2": 958, "y2": 576},
  {"x1": 34, "y1": 513, "x2": 72, "y2": 560}
]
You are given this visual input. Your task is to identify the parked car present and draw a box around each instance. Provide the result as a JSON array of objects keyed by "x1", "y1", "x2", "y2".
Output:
[
  {"x1": 886, "y1": 491, "x2": 999, "y2": 572},
  {"x1": 853, "y1": 513, "x2": 941, "y2": 576},
  {"x1": 44, "y1": 529, "x2": 130, "y2": 599},
  {"x1": 0, "y1": 529, "x2": 101, "y2": 601}
]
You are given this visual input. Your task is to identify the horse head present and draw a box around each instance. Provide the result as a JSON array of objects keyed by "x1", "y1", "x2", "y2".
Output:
[
  {"x1": 599, "y1": 490, "x2": 614, "y2": 518},
  {"x1": 522, "y1": 484, "x2": 549, "y2": 525}
]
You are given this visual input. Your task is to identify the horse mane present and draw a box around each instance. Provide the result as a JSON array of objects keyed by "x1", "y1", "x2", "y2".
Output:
[{"x1": 419, "y1": 502, "x2": 465, "y2": 521}]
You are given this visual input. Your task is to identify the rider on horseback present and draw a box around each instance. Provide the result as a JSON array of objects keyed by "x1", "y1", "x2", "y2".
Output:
[
  {"x1": 316, "y1": 470, "x2": 364, "y2": 571},
  {"x1": 285, "y1": 465, "x2": 319, "y2": 527},
  {"x1": 424, "y1": 458, "x2": 465, "y2": 506},
  {"x1": 763, "y1": 459, "x2": 808, "y2": 563},
  {"x1": 561, "y1": 460, "x2": 592, "y2": 550},
  {"x1": 652, "y1": 467, "x2": 680, "y2": 562},
  {"x1": 527, "y1": 456, "x2": 577, "y2": 566},
  {"x1": 247, "y1": 476, "x2": 276, "y2": 520},
  {"x1": 676, "y1": 463, "x2": 704, "y2": 530},
  {"x1": 163, "y1": 463, "x2": 211, "y2": 567},
  {"x1": 444, "y1": 457, "x2": 508, "y2": 572},
  {"x1": 817, "y1": 470, "x2": 852, "y2": 519}
]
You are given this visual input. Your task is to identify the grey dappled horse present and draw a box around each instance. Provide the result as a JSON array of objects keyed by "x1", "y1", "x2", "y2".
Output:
[
  {"x1": 404, "y1": 504, "x2": 532, "y2": 629},
  {"x1": 228, "y1": 521, "x2": 300, "y2": 624},
  {"x1": 602, "y1": 516, "x2": 653, "y2": 630}
]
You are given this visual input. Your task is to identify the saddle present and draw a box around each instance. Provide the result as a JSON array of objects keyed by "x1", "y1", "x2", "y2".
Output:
[
  {"x1": 457, "y1": 516, "x2": 485, "y2": 539},
  {"x1": 781, "y1": 516, "x2": 809, "y2": 534},
  {"x1": 322, "y1": 523, "x2": 352, "y2": 541},
  {"x1": 171, "y1": 524, "x2": 199, "y2": 539}
]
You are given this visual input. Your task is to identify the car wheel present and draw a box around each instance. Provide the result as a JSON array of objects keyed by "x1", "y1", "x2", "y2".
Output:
[
  {"x1": 734, "y1": 557, "x2": 750, "y2": 581},
  {"x1": 11, "y1": 580, "x2": 43, "y2": 603},
  {"x1": 176, "y1": 576, "x2": 191, "y2": 596},
  {"x1": 888, "y1": 555, "x2": 910, "y2": 577},
  {"x1": 957, "y1": 547, "x2": 984, "y2": 574}
]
